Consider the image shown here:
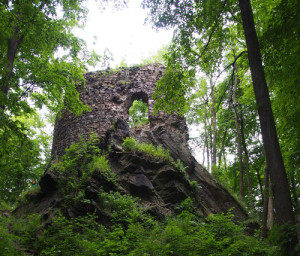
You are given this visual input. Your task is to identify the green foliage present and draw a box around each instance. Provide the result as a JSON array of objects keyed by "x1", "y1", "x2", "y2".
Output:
[
  {"x1": 99, "y1": 191, "x2": 145, "y2": 224},
  {"x1": 37, "y1": 214, "x2": 105, "y2": 256},
  {"x1": 90, "y1": 156, "x2": 117, "y2": 183},
  {"x1": 173, "y1": 159, "x2": 187, "y2": 174},
  {"x1": 51, "y1": 134, "x2": 116, "y2": 199},
  {"x1": 0, "y1": 215, "x2": 23, "y2": 256},
  {"x1": 53, "y1": 134, "x2": 100, "y2": 175},
  {"x1": 0, "y1": 0, "x2": 105, "y2": 205},
  {"x1": 267, "y1": 223, "x2": 300, "y2": 256},
  {"x1": 122, "y1": 137, "x2": 172, "y2": 162},
  {"x1": 144, "y1": 3, "x2": 299, "y2": 243},
  {"x1": 133, "y1": 211, "x2": 277, "y2": 255},
  {"x1": 129, "y1": 100, "x2": 149, "y2": 127},
  {"x1": 140, "y1": 45, "x2": 169, "y2": 65},
  {"x1": 0, "y1": 213, "x2": 42, "y2": 255},
  {"x1": 17, "y1": 182, "x2": 41, "y2": 205},
  {"x1": 122, "y1": 137, "x2": 190, "y2": 184},
  {"x1": 189, "y1": 180, "x2": 199, "y2": 191},
  {"x1": 0, "y1": 0, "x2": 101, "y2": 205},
  {"x1": 12, "y1": 214, "x2": 42, "y2": 252},
  {"x1": 0, "y1": 0, "x2": 97, "y2": 115},
  {"x1": 0, "y1": 197, "x2": 278, "y2": 256},
  {"x1": 260, "y1": 0, "x2": 300, "y2": 208},
  {"x1": 91, "y1": 155, "x2": 109, "y2": 170},
  {"x1": 122, "y1": 137, "x2": 137, "y2": 151},
  {"x1": 152, "y1": 66, "x2": 195, "y2": 115},
  {"x1": 0, "y1": 111, "x2": 50, "y2": 203}
]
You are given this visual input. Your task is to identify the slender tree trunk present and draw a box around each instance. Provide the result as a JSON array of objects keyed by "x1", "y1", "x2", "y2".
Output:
[
  {"x1": 210, "y1": 79, "x2": 217, "y2": 167},
  {"x1": 238, "y1": 0, "x2": 297, "y2": 250},
  {"x1": 1, "y1": 26, "x2": 23, "y2": 109},
  {"x1": 204, "y1": 101, "x2": 210, "y2": 171},
  {"x1": 1, "y1": 28, "x2": 22, "y2": 96},
  {"x1": 232, "y1": 62, "x2": 244, "y2": 198},
  {"x1": 202, "y1": 141, "x2": 205, "y2": 166},
  {"x1": 240, "y1": 116, "x2": 254, "y2": 208},
  {"x1": 290, "y1": 173, "x2": 299, "y2": 208},
  {"x1": 1, "y1": 2, "x2": 45, "y2": 108},
  {"x1": 261, "y1": 167, "x2": 270, "y2": 238},
  {"x1": 233, "y1": 148, "x2": 237, "y2": 192},
  {"x1": 209, "y1": 128, "x2": 212, "y2": 171},
  {"x1": 255, "y1": 167, "x2": 264, "y2": 203},
  {"x1": 218, "y1": 129, "x2": 227, "y2": 166},
  {"x1": 223, "y1": 153, "x2": 227, "y2": 173}
]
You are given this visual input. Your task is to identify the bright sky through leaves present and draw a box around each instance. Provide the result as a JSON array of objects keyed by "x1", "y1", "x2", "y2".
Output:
[{"x1": 74, "y1": 0, "x2": 173, "y2": 70}]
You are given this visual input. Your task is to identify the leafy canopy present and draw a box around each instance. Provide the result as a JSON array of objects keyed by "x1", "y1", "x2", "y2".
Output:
[{"x1": 0, "y1": 0, "x2": 100, "y2": 203}]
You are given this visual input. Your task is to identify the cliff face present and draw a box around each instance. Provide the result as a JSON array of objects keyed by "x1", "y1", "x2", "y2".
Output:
[{"x1": 15, "y1": 64, "x2": 247, "y2": 222}]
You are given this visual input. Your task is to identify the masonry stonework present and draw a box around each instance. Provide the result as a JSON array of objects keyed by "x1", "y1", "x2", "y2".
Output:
[{"x1": 51, "y1": 64, "x2": 187, "y2": 158}]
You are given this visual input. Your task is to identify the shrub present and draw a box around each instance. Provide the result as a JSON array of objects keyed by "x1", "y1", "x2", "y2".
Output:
[
  {"x1": 90, "y1": 156, "x2": 117, "y2": 183},
  {"x1": 0, "y1": 215, "x2": 23, "y2": 256},
  {"x1": 12, "y1": 214, "x2": 42, "y2": 252},
  {"x1": 50, "y1": 134, "x2": 117, "y2": 199},
  {"x1": 37, "y1": 214, "x2": 105, "y2": 256},
  {"x1": 130, "y1": 203, "x2": 279, "y2": 256},
  {"x1": 99, "y1": 191, "x2": 145, "y2": 224},
  {"x1": 122, "y1": 137, "x2": 175, "y2": 164},
  {"x1": 121, "y1": 137, "x2": 137, "y2": 151},
  {"x1": 4, "y1": 197, "x2": 279, "y2": 256},
  {"x1": 173, "y1": 159, "x2": 187, "y2": 173}
]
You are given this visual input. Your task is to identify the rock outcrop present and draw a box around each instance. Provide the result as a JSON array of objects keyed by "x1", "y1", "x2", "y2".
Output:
[{"x1": 15, "y1": 64, "x2": 247, "y2": 222}]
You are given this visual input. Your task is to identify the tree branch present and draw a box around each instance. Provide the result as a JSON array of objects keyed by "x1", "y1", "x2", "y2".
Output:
[
  {"x1": 214, "y1": 50, "x2": 247, "y2": 83},
  {"x1": 191, "y1": 0, "x2": 228, "y2": 65},
  {"x1": 216, "y1": 68, "x2": 234, "y2": 112}
]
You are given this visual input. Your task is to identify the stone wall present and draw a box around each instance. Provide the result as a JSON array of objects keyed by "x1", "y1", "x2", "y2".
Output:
[{"x1": 51, "y1": 64, "x2": 188, "y2": 158}]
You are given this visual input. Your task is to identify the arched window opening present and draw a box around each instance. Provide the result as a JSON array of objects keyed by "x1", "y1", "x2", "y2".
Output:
[{"x1": 129, "y1": 99, "x2": 149, "y2": 127}]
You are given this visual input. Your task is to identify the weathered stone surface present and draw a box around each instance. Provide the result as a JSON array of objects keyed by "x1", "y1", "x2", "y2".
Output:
[
  {"x1": 51, "y1": 64, "x2": 187, "y2": 159},
  {"x1": 105, "y1": 125, "x2": 247, "y2": 220},
  {"x1": 15, "y1": 64, "x2": 247, "y2": 222}
]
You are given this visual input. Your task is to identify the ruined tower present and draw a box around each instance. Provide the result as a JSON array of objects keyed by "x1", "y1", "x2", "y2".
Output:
[
  {"x1": 23, "y1": 64, "x2": 247, "y2": 221},
  {"x1": 51, "y1": 63, "x2": 187, "y2": 158}
]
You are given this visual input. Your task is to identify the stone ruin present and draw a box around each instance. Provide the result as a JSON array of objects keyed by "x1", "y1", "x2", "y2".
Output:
[
  {"x1": 51, "y1": 63, "x2": 187, "y2": 159},
  {"x1": 16, "y1": 64, "x2": 248, "y2": 222}
]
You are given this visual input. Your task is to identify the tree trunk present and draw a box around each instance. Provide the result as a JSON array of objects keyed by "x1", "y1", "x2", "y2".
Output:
[
  {"x1": 290, "y1": 173, "x2": 299, "y2": 208},
  {"x1": 261, "y1": 167, "x2": 270, "y2": 238},
  {"x1": 1, "y1": 26, "x2": 23, "y2": 109},
  {"x1": 210, "y1": 79, "x2": 217, "y2": 167},
  {"x1": 233, "y1": 149, "x2": 238, "y2": 192},
  {"x1": 218, "y1": 128, "x2": 227, "y2": 166},
  {"x1": 238, "y1": 0, "x2": 297, "y2": 250},
  {"x1": 268, "y1": 195, "x2": 274, "y2": 230},
  {"x1": 255, "y1": 167, "x2": 264, "y2": 203},
  {"x1": 240, "y1": 116, "x2": 254, "y2": 208},
  {"x1": 202, "y1": 140, "x2": 205, "y2": 166},
  {"x1": 204, "y1": 100, "x2": 210, "y2": 171},
  {"x1": 232, "y1": 62, "x2": 244, "y2": 198},
  {"x1": 223, "y1": 153, "x2": 227, "y2": 173}
]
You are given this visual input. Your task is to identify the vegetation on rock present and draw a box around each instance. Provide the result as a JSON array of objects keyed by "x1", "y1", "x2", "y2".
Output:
[
  {"x1": 1, "y1": 198, "x2": 279, "y2": 256},
  {"x1": 122, "y1": 137, "x2": 172, "y2": 162}
]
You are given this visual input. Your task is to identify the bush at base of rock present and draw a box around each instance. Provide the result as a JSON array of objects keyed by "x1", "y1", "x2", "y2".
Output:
[{"x1": 3, "y1": 198, "x2": 279, "y2": 256}]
